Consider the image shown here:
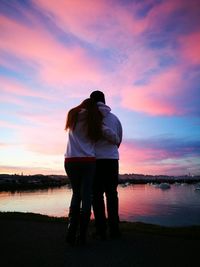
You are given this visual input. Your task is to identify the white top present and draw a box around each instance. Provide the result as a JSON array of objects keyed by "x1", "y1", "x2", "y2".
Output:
[
  {"x1": 64, "y1": 107, "x2": 121, "y2": 159},
  {"x1": 95, "y1": 102, "x2": 123, "y2": 159},
  {"x1": 64, "y1": 110, "x2": 95, "y2": 158}
]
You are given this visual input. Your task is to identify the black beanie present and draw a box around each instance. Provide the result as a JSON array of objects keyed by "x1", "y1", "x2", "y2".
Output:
[{"x1": 90, "y1": 90, "x2": 105, "y2": 104}]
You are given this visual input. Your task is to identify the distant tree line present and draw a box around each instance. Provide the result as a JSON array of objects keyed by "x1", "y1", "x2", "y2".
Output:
[{"x1": 0, "y1": 173, "x2": 199, "y2": 191}]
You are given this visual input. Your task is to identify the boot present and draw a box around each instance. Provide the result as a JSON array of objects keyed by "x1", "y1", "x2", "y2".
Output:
[
  {"x1": 109, "y1": 218, "x2": 121, "y2": 239},
  {"x1": 92, "y1": 194, "x2": 107, "y2": 240},
  {"x1": 79, "y1": 211, "x2": 91, "y2": 245},
  {"x1": 66, "y1": 208, "x2": 79, "y2": 245}
]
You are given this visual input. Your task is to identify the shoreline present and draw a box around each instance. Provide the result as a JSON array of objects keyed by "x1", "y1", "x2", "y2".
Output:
[
  {"x1": 1, "y1": 211, "x2": 200, "y2": 267},
  {"x1": 0, "y1": 173, "x2": 200, "y2": 191},
  {"x1": 1, "y1": 211, "x2": 200, "y2": 234}
]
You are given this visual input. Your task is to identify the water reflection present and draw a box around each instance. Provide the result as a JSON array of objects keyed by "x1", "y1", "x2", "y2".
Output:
[
  {"x1": 0, "y1": 187, "x2": 71, "y2": 217},
  {"x1": 0, "y1": 183, "x2": 200, "y2": 226}
]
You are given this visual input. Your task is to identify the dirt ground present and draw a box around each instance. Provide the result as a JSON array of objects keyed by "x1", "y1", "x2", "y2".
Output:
[{"x1": 0, "y1": 212, "x2": 199, "y2": 267}]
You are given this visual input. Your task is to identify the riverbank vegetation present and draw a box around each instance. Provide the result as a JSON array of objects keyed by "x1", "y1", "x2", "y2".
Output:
[{"x1": 0, "y1": 173, "x2": 199, "y2": 191}]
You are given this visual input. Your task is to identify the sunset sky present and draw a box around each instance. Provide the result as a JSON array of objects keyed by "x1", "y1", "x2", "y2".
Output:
[{"x1": 0, "y1": 0, "x2": 200, "y2": 176}]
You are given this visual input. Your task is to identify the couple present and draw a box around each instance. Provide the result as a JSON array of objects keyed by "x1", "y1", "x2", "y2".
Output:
[{"x1": 64, "y1": 90, "x2": 123, "y2": 245}]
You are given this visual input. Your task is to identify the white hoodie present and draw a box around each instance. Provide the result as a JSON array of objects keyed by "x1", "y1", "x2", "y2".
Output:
[
  {"x1": 64, "y1": 108, "x2": 121, "y2": 159},
  {"x1": 95, "y1": 102, "x2": 123, "y2": 159},
  {"x1": 64, "y1": 109, "x2": 95, "y2": 158}
]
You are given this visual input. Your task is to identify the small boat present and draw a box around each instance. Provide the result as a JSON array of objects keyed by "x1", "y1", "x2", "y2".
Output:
[
  {"x1": 159, "y1": 183, "x2": 171, "y2": 190},
  {"x1": 121, "y1": 182, "x2": 130, "y2": 187},
  {"x1": 194, "y1": 187, "x2": 200, "y2": 191}
]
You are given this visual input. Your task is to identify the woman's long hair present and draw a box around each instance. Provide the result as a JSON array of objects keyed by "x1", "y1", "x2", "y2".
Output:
[{"x1": 65, "y1": 98, "x2": 103, "y2": 141}]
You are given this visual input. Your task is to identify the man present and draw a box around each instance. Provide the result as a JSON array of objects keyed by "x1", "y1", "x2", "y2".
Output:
[{"x1": 90, "y1": 90, "x2": 123, "y2": 239}]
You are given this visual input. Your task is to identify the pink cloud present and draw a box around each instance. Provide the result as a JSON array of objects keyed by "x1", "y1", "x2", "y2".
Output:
[
  {"x1": 137, "y1": 0, "x2": 200, "y2": 34},
  {"x1": 121, "y1": 68, "x2": 183, "y2": 116},
  {"x1": 1, "y1": 0, "x2": 197, "y2": 105},
  {"x1": 0, "y1": 14, "x2": 103, "y2": 87},
  {"x1": 119, "y1": 140, "x2": 177, "y2": 170},
  {"x1": 0, "y1": 77, "x2": 48, "y2": 98},
  {"x1": 178, "y1": 32, "x2": 200, "y2": 65},
  {"x1": 0, "y1": 93, "x2": 27, "y2": 106},
  {"x1": 32, "y1": 0, "x2": 154, "y2": 51},
  {"x1": 33, "y1": 0, "x2": 193, "y2": 47},
  {"x1": 0, "y1": 120, "x2": 19, "y2": 130},
  {"x1": 119, "y1": 140, "x2": 199, "y2": 175},
  {"x1": 15, "y1": 111, "x2": 66, "y2": 155}
]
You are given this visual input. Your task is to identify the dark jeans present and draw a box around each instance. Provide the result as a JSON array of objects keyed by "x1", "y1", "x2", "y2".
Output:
[
  {"x1": 92, "y1": 159, "x2": 119, "y2": 236},
  {"x1": 65, "y1": 161, "x2": 96, "y2": 215}
]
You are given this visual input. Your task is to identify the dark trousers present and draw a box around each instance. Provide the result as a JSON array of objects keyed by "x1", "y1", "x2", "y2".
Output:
[
  {"x1": 92, "y1": 159, "x2": 120, "y2": 236},
  {"x1": 65, "y1": 161, "x2": 96, "y2": 244},
  {"x1": 65, "y1": 161, "x2": 95, "y2": 215}
]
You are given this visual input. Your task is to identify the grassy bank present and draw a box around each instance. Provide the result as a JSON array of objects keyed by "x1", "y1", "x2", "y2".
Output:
[
  {"x1": 1, "y1": 211, "x2": 200, "y2": 267},
  {"x1": 1, "y1": 211, "x2": 200, "y2": 238}
]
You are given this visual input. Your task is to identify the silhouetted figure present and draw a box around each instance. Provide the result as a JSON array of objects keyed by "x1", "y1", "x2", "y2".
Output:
[
  {"x1": 64, "y1": 98, "x2": 119, "y2": 245},
  {"x1": 90, "y1": 90, "x2": 123, "y2": 239},
  {"x1": 64, "y1": 98, "x2": 102, "y2": 245}
]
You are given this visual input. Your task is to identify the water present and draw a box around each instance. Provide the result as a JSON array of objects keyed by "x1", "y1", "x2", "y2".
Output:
[{"x1": 0, "y1": 183, "x2": 200, "y2": 226}]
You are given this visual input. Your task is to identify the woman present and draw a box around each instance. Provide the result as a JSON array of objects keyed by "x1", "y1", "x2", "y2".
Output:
[{"x1": 64, "y1": 98, "x2": 103, "y2": 245}]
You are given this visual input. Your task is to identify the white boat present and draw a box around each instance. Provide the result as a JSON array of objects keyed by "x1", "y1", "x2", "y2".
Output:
[
  {"x1": 159, "y1": 183, "x2": 171, "y2": 190},
  {"x1": 194, "y1": 187, "x2": 200, "y2": 191}
]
